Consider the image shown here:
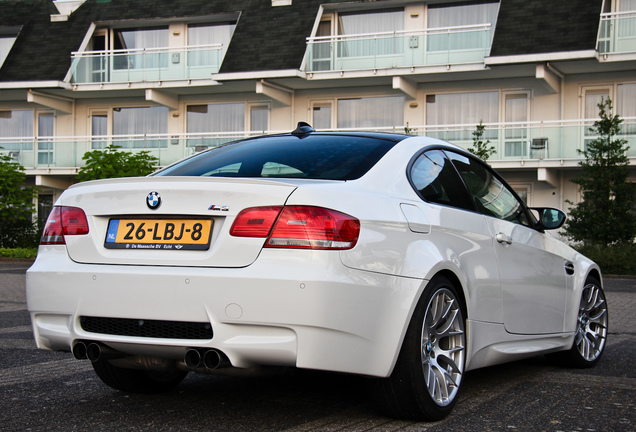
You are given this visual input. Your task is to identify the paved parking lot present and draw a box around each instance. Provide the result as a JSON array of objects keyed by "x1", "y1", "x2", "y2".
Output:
[{"x1": 1, "y1": 261, "x2": 634, "y2": 431}]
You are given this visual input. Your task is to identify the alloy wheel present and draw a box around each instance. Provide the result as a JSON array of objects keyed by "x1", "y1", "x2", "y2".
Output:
[
  {"x1": 421, "y1": 288, "x2": 465, "y2": 406},
  {"x1": 575, "y1": 282, "x2": 608, "y2": 362}
]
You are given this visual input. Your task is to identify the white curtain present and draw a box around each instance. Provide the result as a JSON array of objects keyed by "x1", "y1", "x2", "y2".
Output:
[
  {"x1": 250, "y1": 106, "x2": 268, "y2": 132},
  {"x1": 113, "y1": 106, "x2": 168, "y2": 148},
  {"x1": 188, "y1": 23, "x2": 236, "y2": 66},
  {"x1": 338, "y1": 10, "x2": 404, "y2": 57},
  {"x1": 617, "y1": 83, "x2": 636, "y2": 133},
  {"x1": 118, "y1": 28, "x2": 169, "y2": 69},
  {"x1": 91, "y1": 115, "x2": 108, "y2": 149},
  {"x1": 0, "y1": 110, "x2": 33, "y2": 137},
  {"x1": 427, "y1": 92, "x2": 498, "y2": 126},
  {"x1": 187, "y1": 103, "x2": 245, "y2": 133},
  {"x1": 505, "y1": 95, "x2": 528, "y2": 139},
  {"x1": 337, "y1": 96, "x2": 404, "y2": 128},
  {"x1": 312, "y1": 106, "x2": 332, "y2": 129},
  {"x1": 0, "y1": 110, "x2": 33, "y2": 151},
  {"x1": 428, "y1": 3, "x2": 499, "y2": 28},
  {"x1": 427, "y1": 2, "x2": 498, "y2": 51}
]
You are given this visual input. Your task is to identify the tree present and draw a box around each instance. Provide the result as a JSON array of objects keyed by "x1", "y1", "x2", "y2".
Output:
[
  {"x1": 0, "y1": 152, "x2": 38, "y2": 248},
  {"x1": 77, "y1": 145, "x2": 160, "y2": 182},
  {"x1": 564, "y1": 98, "x2": 636, "y2": 245},
  {"x1": 468, "y1": 121, "x2": 496, "y2": 161}
]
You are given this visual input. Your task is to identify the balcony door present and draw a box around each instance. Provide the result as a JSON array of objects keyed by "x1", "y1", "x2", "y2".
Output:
[
  {"x1": 582, "y1": 87, "x2": 611, "y2": 151},
  {"x1": 503, "y1": 92, "x2": 530, "y2": 158},
  {"x1": 310, "y1": 18, "x2": 333, "y2": 72},
  {"x1": 37, "y1": 113, "x2": 54, "y2": 166}
]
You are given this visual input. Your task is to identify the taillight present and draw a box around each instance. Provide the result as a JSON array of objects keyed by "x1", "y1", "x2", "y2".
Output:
[
  {"x1": 230, "y1": 206, "x2": 283, "y2": 237},
  {"x1": 231, "y1": 205, "x2": 359, "y2": 250},
  {"x1": 40, "y1": 206, "x2": 90, "y2": 245}
]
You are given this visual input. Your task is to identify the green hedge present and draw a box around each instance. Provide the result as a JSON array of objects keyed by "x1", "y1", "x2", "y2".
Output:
[
  {"x1": 0, "y1": 248, "x2": 38, "y2": 259},
  {"x1": 575, "y1": 243, "x2": 636, "y2": 276}
]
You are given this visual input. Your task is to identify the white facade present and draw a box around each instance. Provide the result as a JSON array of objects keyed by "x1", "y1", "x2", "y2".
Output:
[{"x1": 0, "y1": 0, "x2": 634, "y2": 224}]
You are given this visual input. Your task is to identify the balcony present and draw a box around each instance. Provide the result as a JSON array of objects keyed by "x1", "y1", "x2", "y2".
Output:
[
  {"x1": 2, "y1": 118, "x2": 634, "y2": 172},
  {"x1": 305, "y1": 24, "x2": 492, "y2": 73},
  {"x1": 409, "y1": 118, "x2": 636, "y2": 165},
  {"x1": 0, "y1": 132, "x2": 259, "y2": 170},
  {"x1": 597, "y1": 10, "x2": 636, "y2": 57},
  {"x1": 70, "y1": 44, "x2": 224, "y2": 84}
]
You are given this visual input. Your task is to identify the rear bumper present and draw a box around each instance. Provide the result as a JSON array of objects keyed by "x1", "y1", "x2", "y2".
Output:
[{"x1": 26, "y1": 245, "x2": 425, "y2": 377}]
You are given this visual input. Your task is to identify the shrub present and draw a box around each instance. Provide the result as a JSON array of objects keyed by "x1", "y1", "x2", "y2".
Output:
[{"x1": 575, "y1": 243, "x2": 636, "y2": 276}]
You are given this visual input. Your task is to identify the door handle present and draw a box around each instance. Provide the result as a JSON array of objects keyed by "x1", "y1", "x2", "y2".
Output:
[{"x1": 496, "y1": 233, "x2": 513, "y2": 245}]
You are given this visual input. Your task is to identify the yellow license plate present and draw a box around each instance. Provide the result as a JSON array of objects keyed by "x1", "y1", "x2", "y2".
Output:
[{"x1": 105, "y1": 218, "x2": 213, "y2": 250}]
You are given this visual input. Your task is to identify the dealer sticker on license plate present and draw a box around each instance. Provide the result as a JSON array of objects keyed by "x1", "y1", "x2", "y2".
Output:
[{"x1": 105, "y1": 219, "x2": 213, "y2": 250}]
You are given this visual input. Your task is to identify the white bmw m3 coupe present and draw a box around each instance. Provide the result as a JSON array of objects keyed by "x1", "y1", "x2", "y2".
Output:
[{"x1": 26, "y1": 123, "x2": 608, "y2": 420}]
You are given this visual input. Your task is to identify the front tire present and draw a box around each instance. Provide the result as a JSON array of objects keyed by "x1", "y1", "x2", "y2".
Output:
[
  {"x1": 548, "y1": 276, "x2": 608, "y2": 368},
  {"x1": 92, "y1": 358, "x2": 188, "y2": 393},
  {"x1": 370, "y1": 275, "x2": 466, "y2": 421}
]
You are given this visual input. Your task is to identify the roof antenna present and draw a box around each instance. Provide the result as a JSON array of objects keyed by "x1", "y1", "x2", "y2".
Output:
[{"x1": 292, "y1": 122, "x2": 315, "y2": 137}]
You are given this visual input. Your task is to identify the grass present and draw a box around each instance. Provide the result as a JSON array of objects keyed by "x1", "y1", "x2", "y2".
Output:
[{"x1": 0, "y1": 248, "x2": 38, "y2": 259}]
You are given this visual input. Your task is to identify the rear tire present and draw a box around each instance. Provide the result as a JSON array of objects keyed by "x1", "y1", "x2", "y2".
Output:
[
  {"x1": 370, "y1": 275, "x2": 466, "y2": 421},
  {"x1": 92, "y1": 358, "x2": 188, "y2": 393},
  {"x1": 547, "y1": 276, "x2": 608, "y2": 368}
]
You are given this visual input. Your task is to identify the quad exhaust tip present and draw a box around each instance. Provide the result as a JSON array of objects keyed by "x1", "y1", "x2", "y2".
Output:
[
  {"x1": 184, "y1": 348, "x2": 228, "y2": 370},
  {"x1": 72, "y1": 341, "x2": 87, "y2": 360}
]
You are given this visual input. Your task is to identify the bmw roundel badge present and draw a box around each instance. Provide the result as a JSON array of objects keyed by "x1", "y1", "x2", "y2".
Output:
[{"x1": 147, "y1": 191, "x2": 161, "y2": 210}]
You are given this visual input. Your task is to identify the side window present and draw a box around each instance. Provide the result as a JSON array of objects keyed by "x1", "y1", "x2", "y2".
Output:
[
  {"x1": 409, "y1": 150, "x2": 474, "y2": 210},
  {"x1": 445, "y1": 151, "x2": 531, "y2": 226}
]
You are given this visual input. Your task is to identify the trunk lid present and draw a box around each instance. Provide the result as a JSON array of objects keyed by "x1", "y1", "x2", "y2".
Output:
[{"x1": 58, "y1": 176, "x2": 297, "y2": 267}]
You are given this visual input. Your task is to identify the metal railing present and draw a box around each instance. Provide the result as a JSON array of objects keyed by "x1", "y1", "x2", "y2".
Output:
[
  {"x1": 597, "y1": 10, "x2": 636, "y2": 55},
  {"x1": 70, "y1": 44, "x2": 224, "y2": 84},
  {"x1": 2, "y1": 118, "x2": 634, "y2": 170},
  {"x1": 305, "y1": 24, "x2": 492, "y2": 72}
]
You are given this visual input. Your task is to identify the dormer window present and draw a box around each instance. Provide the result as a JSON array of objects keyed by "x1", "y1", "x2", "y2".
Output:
[
  {"x1": 71, "y1": 16, "x2": 238, "y2": 84},
  {"x1": 0, "y1": 26, "x2": 20, "y2": 69},
  {"x1": 306, "y1": 2, "x2": 499, "y2": 73},
  {"x1": 188, "y1": 22, "x2": 236, "y2": 64}
]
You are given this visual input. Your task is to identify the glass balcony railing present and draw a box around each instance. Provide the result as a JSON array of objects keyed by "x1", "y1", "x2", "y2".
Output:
[
  {"x1": 2, "y1": 119, "x2": 634, "y2": 171},
  {"x1": 70, "y1": 44, "x2": 224, "y2": 84},
  {"x1": 597, "y1": 11, "x2": 636, "y2": 55},
  {"x1": 408, "y1": 118, "x2": 636, "y2": 161},
  {"x1": 0, "y1": 132, "x2": 261, "y2": 170},
  {"x1": 305, "y1": 24, "x2": 492, "y2": 73}
]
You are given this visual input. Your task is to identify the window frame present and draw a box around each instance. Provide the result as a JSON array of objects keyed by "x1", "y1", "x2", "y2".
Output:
[{"x1": 407, "y1": 146, "x2": 539, "y2": 229}]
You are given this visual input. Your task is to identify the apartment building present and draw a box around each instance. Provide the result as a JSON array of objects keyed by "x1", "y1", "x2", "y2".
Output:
[{"x1": 0, "y1": 0, "x2": 634, "y2": 224}]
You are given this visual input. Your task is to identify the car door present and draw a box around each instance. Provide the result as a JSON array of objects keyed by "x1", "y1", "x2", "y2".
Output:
[{"x1": 446, "y1": 151, "x2": 568, "y2": 335}]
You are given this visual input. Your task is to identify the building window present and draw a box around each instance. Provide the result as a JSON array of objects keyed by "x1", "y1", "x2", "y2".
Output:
[
  {"x1": 249, "y1": 105, "x2": 269, "y2": 132},
  {"x1": 113, "y1": 27, "x2": 169, "y2": 69},
  {"x1": 0, "y1": 26, "x2": 20, "y2": 68},
  {"x1": 37, "y1": 113, "x2": 55, "y2": 165},
  {"x1": 0, "y1": 110, "x2": 34, "y2": 151},
  {"x1": 617, "y1": 83, "x2": 636, "y2": 134},
  {"x1": 337, "y1": 96, "x2": 404, "y2": 129},
  {"x1": 311, "y1": 102, "x2": 333, "y2": 130},
  {"x1": 426, "y1": 92, "x2": 498, "y2": 142},
  {"x1": 187, "y1": 103, "x2": 245, "y2": 133},
  {"x1": 582, "y1": 87, "x2": 611, "y2": 150},
  {"x1": 91, "y1": 113, "x2": 108, "y2": 149},
  {"x1": 338, "y1": 9, "x2": 404, "y2": 57},
  {"x1": 187, "y1": 22, "x2": 236, "y2": 66},
  {"x1": 110, "y1": 106, "x2": 168, "y2": 149},
  {"x1": 427, "y1": 2, "x2": 499, "y2": 29},
  {"x1": 504, "y1": 93, "x2": 530, "y2": 157}
]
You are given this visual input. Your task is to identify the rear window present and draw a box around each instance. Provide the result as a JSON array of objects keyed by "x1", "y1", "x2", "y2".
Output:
[{"x1": 154, "y1": 134, "x2": 401, "y2": 180}]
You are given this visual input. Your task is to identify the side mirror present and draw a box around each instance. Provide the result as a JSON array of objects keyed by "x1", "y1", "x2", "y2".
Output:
[{"x1": 531, "y1": 208, "x2": 566, "y2": 230}]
